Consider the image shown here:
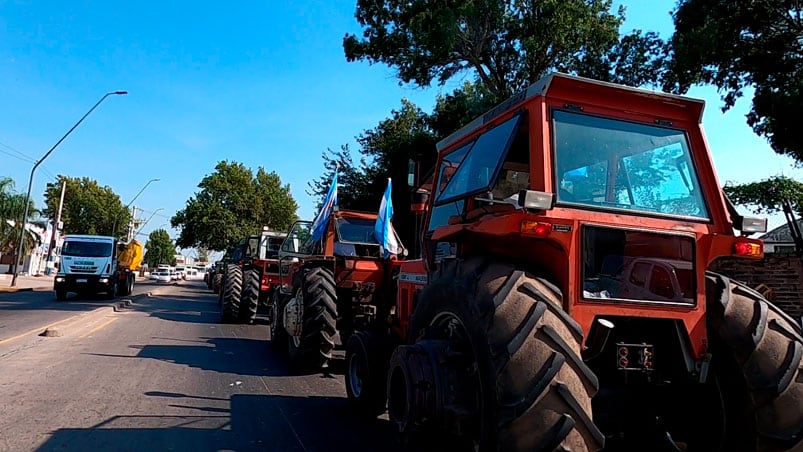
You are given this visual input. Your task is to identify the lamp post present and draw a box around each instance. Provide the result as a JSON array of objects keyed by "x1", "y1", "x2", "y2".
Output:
[
  {"x1": 112, "y1": 178, "x2": 160, "y2": 239},
  {"x1": 10, "y1": 90, "x2": 127, "y2": 287}
]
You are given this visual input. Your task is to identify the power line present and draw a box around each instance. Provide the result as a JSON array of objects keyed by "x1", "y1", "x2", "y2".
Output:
[{"x1": 0, "y1": 140, "x2": 35, "y2": 162}]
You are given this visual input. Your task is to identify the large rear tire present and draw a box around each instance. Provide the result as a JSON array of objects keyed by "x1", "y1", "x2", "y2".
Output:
[
  {"x1": 240, "y1": 267, "x2": 260, "y2": 324},
  {"x1": 287, "y1": 266, "x2": 337, "y2": 370},
  {"x1": 391, "y1": 258, "x2": 602, "y2": 451},
  {"x1": 705, "y1": 272, "x2": 803, "y2": 451},
  {"x1": 221, "y1": 265, "x2": 242, "y2": 323},
  {"x1": 212, "y1": 273, "x2": 223, "y2": 294}
]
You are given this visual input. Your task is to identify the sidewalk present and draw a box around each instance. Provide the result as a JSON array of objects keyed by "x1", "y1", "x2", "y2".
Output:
[{"x1": 0, "y1": 274, "x2": 53, "y2": 293}]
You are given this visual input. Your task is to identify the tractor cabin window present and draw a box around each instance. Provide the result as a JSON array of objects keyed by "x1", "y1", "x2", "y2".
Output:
[
  {"x1": 435, "y1": 114, "x2": 524, "y2": 206},
  {"x1": 429, "y1": 113, "x2": 528, "y2": 232},
  {"x1": 552, "y1": 110, "x2": 709, "y2": 220},
  {"x1": 582, "y1": 226, "x2": 696, "y2": 306}
]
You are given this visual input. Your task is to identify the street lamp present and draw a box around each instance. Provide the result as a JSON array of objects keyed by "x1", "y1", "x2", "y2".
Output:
[
  {"x1": 111, "y1": 178, "x2": 160, "y2": 238},
  {"x1": 10, "y1": 90, "x2": 127, "y2": 287}
]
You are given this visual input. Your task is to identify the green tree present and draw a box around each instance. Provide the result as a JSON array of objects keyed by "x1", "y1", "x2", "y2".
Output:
[
  {"x1": 0, "y1": 177, "x2": 42, "y2": 262},
  {"x1": 42, "y1": 176, "x2": 130, "y2": 237},
  {"x1": 344, "y1": 0, "x2": 665, "y2": 97},
  {"x1": 196, "y1": 246, "x2": 209, "y2": 263},
  {"x1": 724, "y1": 176, "x2": 803, "y2": 218},
  {"x1": 666, "y1": 0, "x2": 803, "y2": 162},
  {"x1": 172, "y1": 161, "x2": 298, "y2": 251},
  {"x1": 144, "y1": 229, "x2": 175, "y2": 268}
]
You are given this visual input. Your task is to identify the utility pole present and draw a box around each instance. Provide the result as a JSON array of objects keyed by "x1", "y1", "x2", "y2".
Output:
[{"x1": 44, "y1": 181, "x2": 66, "y2": 275}]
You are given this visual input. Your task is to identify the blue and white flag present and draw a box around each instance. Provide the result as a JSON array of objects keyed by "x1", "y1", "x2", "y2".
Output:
[
  {"x1": 311, "y1": 171, "x2": 338, "y2": 241},
  {"x1": 374, "y1": 178, "x2": 401, "y2": 257}
]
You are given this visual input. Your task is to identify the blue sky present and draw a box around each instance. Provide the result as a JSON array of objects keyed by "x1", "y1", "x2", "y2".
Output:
[{"x1": 1, "y1": 0, "x2": 799, "y2": 255}]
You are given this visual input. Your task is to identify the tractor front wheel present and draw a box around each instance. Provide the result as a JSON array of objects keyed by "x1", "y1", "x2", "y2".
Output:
[
  {"x1": 387, "y1": 258, "x2": 603, "y2": 451},
  {"x1": 345, "y1": 330, "x2": 388, "y2": 418},
  {"x1": 271, "y1": 290, "x2": 288, "y2": 351},
  {"x1": 705, "y1": 273, "x2": 803, "y2": 451},
  {"x1": 212, "y1": 273, "x2": 223, "y2": 294}
]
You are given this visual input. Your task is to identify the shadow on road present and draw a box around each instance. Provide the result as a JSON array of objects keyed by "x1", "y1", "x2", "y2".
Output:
[
  {"x1": 86, "y1": 335, "x2": 314, "y2": 377},
  {"x1": 0, "y1": 290, "x2": 117, "y2": 312},
  {"x1": 36, "y1": 393, "x2": 403, "y2": 452}
]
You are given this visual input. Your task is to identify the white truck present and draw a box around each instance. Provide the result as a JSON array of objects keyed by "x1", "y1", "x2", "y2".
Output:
[{"x1": 54, "y1": 235, "x2": 142, "y2": 300}]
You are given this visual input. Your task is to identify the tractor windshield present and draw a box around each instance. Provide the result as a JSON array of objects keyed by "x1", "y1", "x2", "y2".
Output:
[
  {"x1": 335, "y1": 218, "x2": 380, "y2": 245},
  {"x1": 552, "y1": 110, "x2": 709, "y2": 220}
]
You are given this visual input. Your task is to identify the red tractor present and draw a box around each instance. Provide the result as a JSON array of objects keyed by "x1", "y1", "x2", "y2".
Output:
[
  {"x1": 271, "y1": 208, "x2": 404, "y2": 370},
  {"x1": 341, "y1": 74, "x2": 802, "y2": 451},
  {"x1": 219, "y1": 227, "x2": 287, "y2": 324}
]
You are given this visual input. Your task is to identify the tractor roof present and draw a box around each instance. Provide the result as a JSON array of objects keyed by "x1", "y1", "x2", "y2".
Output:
[
  {"x1": 334, "y1": 208, "x2": 378, "y2": 221},
  {"x1": 436, "y1": 72, "x2": 706, "y2": 152}
]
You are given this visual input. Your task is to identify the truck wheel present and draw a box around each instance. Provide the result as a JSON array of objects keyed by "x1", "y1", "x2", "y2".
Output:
[
  {"x1": 221, "y1": 265, "x2": 243, "y2": 323},
  {"x1": 105, "y1": 281, "x2": 117, "y2": 300},
  {"x1": 705, "y1": 272, "x2": 803, "y2": 451},
  {"x1": 126, "y1": 276, "x2": 134, "y2": 295},
  {"x1": 389, "y1": 258, "x2": 603, "y2": 451},
  {"x1": 287, "y1": 266, "x2": 337, "y2": 370},
  {"x1": 213, "y1": 273, "x2": 223, "y2": 294},
  {"x1": 346, "y1": 330, "x2": 388, "y2": 418},
  {"x1": 270, "y1": 290, "x2": 288, "y2": 351},
  {"x1": 55, "y1": 289, "x2": 67, "y2": 301},
  {"x1": 240, "y1": 267, "x2": 260, "y2": 324}
]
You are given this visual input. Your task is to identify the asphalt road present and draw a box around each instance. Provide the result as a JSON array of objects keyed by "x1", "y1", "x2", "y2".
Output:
[
  {"x1": 0, "y1": 281, "x2": 402, "y2": 452},
  {"x1": 0, "y1": 279, "x2": 157, "y2": 344}
]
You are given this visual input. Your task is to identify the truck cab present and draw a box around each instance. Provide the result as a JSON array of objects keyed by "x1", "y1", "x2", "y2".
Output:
[{"x1": 54, "y1": 235, "x2": 118, "y2": 300}]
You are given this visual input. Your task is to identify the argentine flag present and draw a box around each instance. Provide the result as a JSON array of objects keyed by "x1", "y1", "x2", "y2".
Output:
[
  {"x1": 311, "y1": 171, "x2": 338, "y2": 241},
  {"x1": 374, "y1": 178, "x2": 401, "y2": 257}
]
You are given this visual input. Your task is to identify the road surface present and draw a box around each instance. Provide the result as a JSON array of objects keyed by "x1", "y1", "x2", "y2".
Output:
[{"x1": 0, "y1": 281, "x2": 401, "y2": 452}]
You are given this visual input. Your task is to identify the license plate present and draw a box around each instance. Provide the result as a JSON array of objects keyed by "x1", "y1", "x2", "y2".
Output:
[
  {"x1": 616, "y1": 343, "x2": 654, "y2": 371},
  {"x1": 76, "y1": 279, "x2": 88, "y2": 283}
]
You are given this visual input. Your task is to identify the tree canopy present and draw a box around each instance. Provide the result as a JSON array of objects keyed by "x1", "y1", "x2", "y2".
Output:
[
  {"x1": 667, "y1": 0, "x2": 803, "y2": 162},
  {"x1": 144, "y1": 229, "x2": 175, "y2": 268},
  {"x1": 42, "y1": 176, "x2": 130, "y2": 237},
  {"x1": 308, "y1": 99, "x2": 438, "y2": 248},
  {"x1": 724, "y1": 175, "x2": 803, "y2": 218},
  {"x1": 344, "y1": 0, "x2": 666, "y2": 97},
  {"x1": 172, "y1": 161, "x2": 298, "y2": 251}
]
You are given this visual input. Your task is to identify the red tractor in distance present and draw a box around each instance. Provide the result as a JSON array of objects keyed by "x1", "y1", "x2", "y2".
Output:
[
  {"x1": 340, "y1": 74, "x2": 802, "y2": 451},
  {"x1": 271, "y1": 208, "x2": 405, "y2": 371},
  {"x1": 219, "y1": 227, "x2": 287, "y2": 324}
]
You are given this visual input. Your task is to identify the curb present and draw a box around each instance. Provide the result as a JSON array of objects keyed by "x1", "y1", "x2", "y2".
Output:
[{"x1": 0, "y1": 287, "x2": 34, "y2": 293}]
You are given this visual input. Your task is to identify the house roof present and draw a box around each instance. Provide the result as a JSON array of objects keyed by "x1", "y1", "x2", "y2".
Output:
[{"x1": 759, "y1": 218, "x2": 803, "y2": 242}]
